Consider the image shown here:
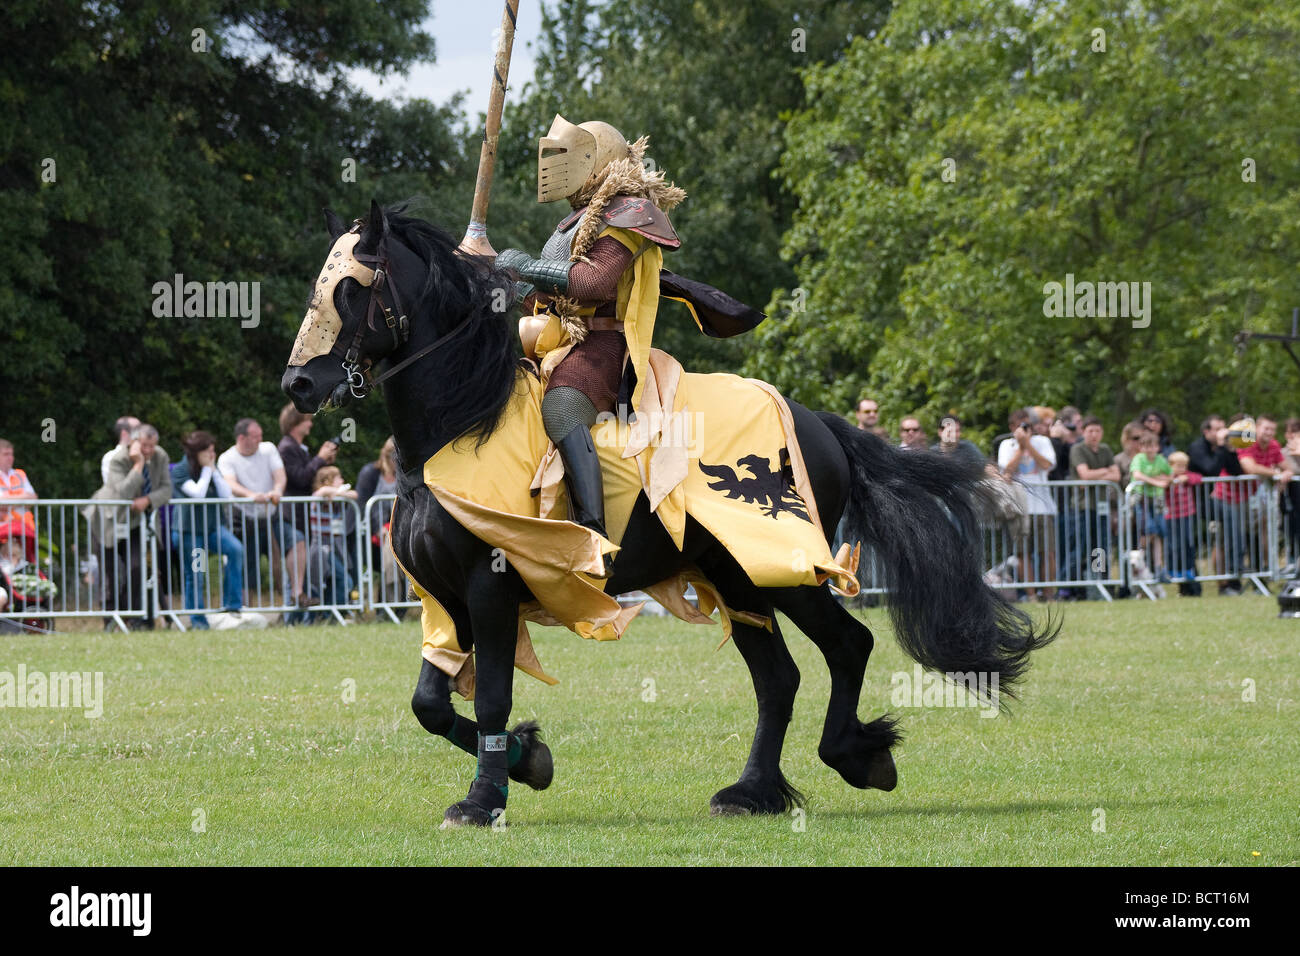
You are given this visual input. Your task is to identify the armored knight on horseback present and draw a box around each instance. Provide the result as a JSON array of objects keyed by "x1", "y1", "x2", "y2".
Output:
[{"x1": 494, "y1": 115, "x2": 687, "y2": 552}]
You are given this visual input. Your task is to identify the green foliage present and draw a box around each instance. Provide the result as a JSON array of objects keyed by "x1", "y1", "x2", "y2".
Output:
[
  {"x1": 0, "y1": 0, "x2": 475, "y2": 494},
  {"x1": 745, "y1": 0, "x2": 1300, "y2": 447}
]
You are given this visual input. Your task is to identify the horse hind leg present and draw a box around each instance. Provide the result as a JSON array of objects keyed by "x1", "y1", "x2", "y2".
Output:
[
  {"x1": 709, "y1": 615, "x2": 805, "y2": 816},
  {"x1": 769, "y1": 584, "x2": 901, "y2": 792},
  {"x1": 694, "y1": 548, "x2": 803, "y2": 815}
]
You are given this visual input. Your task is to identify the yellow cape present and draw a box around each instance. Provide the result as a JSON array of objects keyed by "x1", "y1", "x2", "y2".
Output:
[{"x1": 395, "y1": 349, "x2": 860, "y2": 699}]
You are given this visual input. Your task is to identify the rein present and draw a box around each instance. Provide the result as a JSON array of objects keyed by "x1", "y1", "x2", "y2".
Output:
[{"x1": 336, "y1": 220, "x2": 474, "y2": 400}]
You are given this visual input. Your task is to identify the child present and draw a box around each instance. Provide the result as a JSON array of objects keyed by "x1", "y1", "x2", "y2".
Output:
[
  {"x1": 1126, "y1": 430, "x2": 1172, "y2": 582},
  {"x1": 307, "y1": 467, "x2": 357, "y2": 609},
  {"x1": 1164, "y1": 451, "x2": 1203, "y2": 596}
]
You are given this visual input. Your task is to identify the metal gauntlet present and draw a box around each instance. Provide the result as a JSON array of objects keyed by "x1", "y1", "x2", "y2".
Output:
[{"x1": 495, "y1": 249, "x2": 572, "y2": 297}]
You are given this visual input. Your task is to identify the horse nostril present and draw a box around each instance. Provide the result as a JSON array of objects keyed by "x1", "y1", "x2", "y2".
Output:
[{"x1": 289, "y1": 374, "x2": 311, "y2": 396}]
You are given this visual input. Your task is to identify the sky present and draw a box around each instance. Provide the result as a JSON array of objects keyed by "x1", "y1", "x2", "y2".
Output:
[{"x1": 346, "y1": 4, "x2": 546, "y2": 116}]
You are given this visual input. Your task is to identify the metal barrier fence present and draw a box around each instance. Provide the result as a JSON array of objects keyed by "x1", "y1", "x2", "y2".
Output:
[
  {"x1": 0, "y1": 499, "x2": 150, "y2": 632},
  {"x1": 842, "y1": 476, "x2": 1289, "y2": 601},
  {"x1": 1124, "y1": 474, "x2": 1280, "y2": 598},
  {"x1": 363, "y1": 494, "x2": 417, "y2": 622},
  {"x1": 3, "y1": 476, "x2": 1294, "y2": 629},
  {"x1": 155, "y1": 496, "x2": 366, "y2": 630}
]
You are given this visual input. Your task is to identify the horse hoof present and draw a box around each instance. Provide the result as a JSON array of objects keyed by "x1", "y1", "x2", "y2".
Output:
[
  {"x1": 708, "y1": 782, "x2": 788, "y2": 816},
  {"x1": 864, "y1": 748, "x2": 897, "y2": 792},
  {"x1": 508, "y1": 720, "x2": 554, "y2": 791},
  {"x1": 440, "y1": 800, "x2": 498, "y2": 829}
]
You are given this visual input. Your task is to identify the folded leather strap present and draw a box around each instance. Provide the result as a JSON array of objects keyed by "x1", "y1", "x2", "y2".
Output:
[{"x1": 587, "y1": 315, "x2": 623, "y2": 331}]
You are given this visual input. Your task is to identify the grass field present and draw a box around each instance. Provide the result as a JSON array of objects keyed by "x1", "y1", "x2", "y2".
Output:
[{"x1": 1, "y1": 595, "x2": 1296, "y2": 866}]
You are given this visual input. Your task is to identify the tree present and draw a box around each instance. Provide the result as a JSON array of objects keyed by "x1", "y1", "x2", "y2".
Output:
[
  {"x1": 0, "y1": 0, "x2": 474, "y2": 494},
  {"x1": 744, "y1": 0, "x2": 1300, "y2": 445}
]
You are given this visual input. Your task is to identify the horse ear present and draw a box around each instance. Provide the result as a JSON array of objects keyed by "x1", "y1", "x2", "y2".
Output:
[
  {"x1": 366, "y1": 199, "x2": 389, "y2": 240},
  {"x1": 323, "y1": 208, "x2": 347, "y2": 241}
]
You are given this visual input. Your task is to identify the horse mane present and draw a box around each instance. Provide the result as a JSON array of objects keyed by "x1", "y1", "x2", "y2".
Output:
[{"x1": 381, "y1": 202, "x2": 523, "y2": 449}]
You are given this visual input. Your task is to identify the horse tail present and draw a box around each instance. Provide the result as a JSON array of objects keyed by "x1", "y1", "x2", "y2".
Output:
[{"x1": 818, "y1": 413, "x2": 1059, "y2": 702}]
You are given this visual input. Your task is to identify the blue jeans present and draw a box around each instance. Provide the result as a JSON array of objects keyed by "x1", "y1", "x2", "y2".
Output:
[
  {"x1": 1066, "y1": 508, "x2": 1111, "y2": 581},
  {"x1": 173, "y1": 527, "x2": 245, "y2": 624}
]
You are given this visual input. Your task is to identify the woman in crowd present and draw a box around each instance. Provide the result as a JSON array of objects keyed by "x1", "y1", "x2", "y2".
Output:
[
  {"x1": 169, "y1": 430, "x2": 248, "y2": 629},
  {"x1": 1138, "y1": 408, "x2": 1176, "y2": 457}
]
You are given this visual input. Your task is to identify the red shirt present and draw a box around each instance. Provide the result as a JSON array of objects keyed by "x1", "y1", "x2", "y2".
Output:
[
  {"x1": 1212, "y1": 441, "x2": 1282, "y2": 504},
  {"x1": 1164, "y1": 472, "x2": 1202, "y2": 519},
  {"x1": 1241, "y1": 439, "x2": 1284, "y2": 469}
]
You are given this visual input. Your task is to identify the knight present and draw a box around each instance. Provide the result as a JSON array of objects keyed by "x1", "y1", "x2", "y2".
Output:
[{"x1": 494, "y1": 115, "x2": 686, "y2": 561}]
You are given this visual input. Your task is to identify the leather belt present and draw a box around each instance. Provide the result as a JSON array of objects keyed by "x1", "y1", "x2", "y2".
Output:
[{"x1": 587, "y1": 315, "x2": 624, "y2": 331}]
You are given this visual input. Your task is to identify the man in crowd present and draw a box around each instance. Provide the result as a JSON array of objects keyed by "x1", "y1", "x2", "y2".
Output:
[
  {"x1": 931, "y1": 415, "x2": 984, "y2": 468},
  {"x1": 855, "y1": 398, "x2": 888, "y2": 438},
  {"x1": 101, "y1": 415, "x2": 140, "y2": 484},
  {"x1": 898, "y1": 416, "x2": 927, "y2": 451},
  {"x1": 1047, "y1": 406, "x2": 1083, "y2": 592},
  {"x1": 102, "y1": 424, "x2": 172, "y2": 629},
  {"x1": 218, "y1": 418, "x2": 309, "y2": 611},
  {"x1": 998, "y1": 407, "x2": 1058, "y2": 601},
  {"x1": 1238, "y1": 415, "x2": 1293, "y2": 582},
  {"x1": 1048, "y1": 407, "x2": 1082, "y2": 481},
  {"x1": 1066, "y1": 417, "x2": 1119, "y2": 597},
  {"x1": 1188, "y1": 415, "x2": 1246, "y2": 595}
]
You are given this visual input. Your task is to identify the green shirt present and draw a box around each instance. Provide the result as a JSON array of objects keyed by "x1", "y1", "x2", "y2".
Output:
[
  {"x1": 1068, "y1": 441, "x2": 1117, "y2": 509},
  {"x1": 1126, "y1": 452, "x2": 1171, "y2": 499}
]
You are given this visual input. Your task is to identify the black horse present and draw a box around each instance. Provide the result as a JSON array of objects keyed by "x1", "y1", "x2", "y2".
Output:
[{"x1": 282, "y1": 200, "x2": 1057, "y2": 827}]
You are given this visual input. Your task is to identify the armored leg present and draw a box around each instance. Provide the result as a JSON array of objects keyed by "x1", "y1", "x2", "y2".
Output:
[{"x1": 542, "y1": 386, "x2": 608, "y2": 541}]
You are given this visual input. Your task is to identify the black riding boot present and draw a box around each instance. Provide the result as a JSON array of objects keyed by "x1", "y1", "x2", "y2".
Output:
[{"x1": 555, "y1": 427, "x2": 612, "y2": 576}]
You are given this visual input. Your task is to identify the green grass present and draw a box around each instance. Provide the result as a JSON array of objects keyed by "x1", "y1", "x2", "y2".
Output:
[{"x1": 1, "y1": 595, "x2": 1296, "y2": 865}]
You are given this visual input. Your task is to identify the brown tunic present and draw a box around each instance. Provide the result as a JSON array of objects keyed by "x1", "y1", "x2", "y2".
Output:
[{"x1": 527, "y1": 236, "x2": 636, "y2": 412}]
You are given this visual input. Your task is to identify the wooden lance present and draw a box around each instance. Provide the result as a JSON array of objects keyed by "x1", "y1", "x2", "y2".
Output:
[{"x1": 458, "y1": 0, "x2": 521, "y2": 259}]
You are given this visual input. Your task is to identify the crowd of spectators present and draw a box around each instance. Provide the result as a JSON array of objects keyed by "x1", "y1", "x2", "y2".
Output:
[
  {"x1": 0, "y1": 407, "x2": 403, "y2": 631},
  {"x1": 854, "y1": 397, "x2": 1300, "y2": 601},
  {"x1": 3, "y1": 397, "x2": 1298, "y2": 627}
]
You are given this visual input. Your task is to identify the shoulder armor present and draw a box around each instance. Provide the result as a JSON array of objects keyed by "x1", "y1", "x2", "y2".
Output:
[{"x1": 601, "y1": 195, "x2": 680, "y2": 249}]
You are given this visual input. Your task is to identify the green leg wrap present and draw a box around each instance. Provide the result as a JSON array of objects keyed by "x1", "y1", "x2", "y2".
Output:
[
  {"x1": 444, "y1": 716, "x2": 523, "y2": 767},
  {"x1": 477, "y1": 732, "x2": 510, "y2": 800}
]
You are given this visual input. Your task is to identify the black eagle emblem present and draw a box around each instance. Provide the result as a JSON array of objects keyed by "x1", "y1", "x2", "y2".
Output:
[{"x1": 698, "y1": 450, "x2": 811, "y2": 522}]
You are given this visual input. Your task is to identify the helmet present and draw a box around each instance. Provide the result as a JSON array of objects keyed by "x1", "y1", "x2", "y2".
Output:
[
  {"x1": 537, "y1": 115, "x2": 630, "y2": 203},
  {"x1": 1227, "y1": 417, "x2": 1256, "y2": 449}
]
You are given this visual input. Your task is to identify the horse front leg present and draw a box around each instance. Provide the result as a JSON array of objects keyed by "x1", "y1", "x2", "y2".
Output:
[
  {"x1": 411, "y1": 659, "x2": 553, "y2": 791},
  {"x1": 441, "y1": 567, "x2": 524, "y2": 828}
]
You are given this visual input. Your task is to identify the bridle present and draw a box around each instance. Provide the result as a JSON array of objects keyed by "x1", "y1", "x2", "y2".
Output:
[{"x1": 334, "y1": 219, "x2": 476, "y2": 400}]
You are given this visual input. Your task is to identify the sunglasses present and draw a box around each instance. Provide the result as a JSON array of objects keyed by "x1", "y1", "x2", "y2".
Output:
[{"x1": 901, "y1": 427, "x2": 921, "y2": 432}]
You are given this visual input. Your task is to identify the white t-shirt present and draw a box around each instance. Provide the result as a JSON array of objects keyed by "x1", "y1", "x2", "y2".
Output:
[
  {"x1": 218, "y1": 442, "x2": 284, "y2": 514},
  {"x1": 998, "y1": 435, "x2": 1057, "y2": 515}
]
